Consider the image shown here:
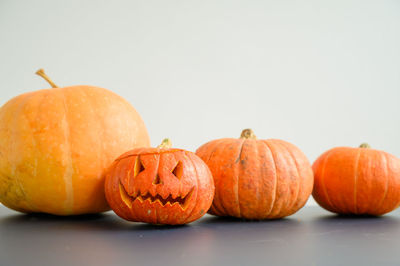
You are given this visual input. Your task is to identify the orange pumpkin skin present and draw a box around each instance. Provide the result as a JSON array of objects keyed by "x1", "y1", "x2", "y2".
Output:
[
  {"x1": 0, "y1": 79, "x2": 150, "y2": 215},
  {"x1": 105, "y1": 140, "x2": 215, "y2": 225},
  {"x1": 312, "y1": 145, "x2": 400, "y2": 216},
  {"x1": 195, "y1": 129, "x2": 313, "y2": 220}
]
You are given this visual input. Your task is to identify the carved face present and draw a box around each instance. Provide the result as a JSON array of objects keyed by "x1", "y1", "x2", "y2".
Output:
[{"x1": 105, "y1": 147, "x2": 214, "y2": 225}]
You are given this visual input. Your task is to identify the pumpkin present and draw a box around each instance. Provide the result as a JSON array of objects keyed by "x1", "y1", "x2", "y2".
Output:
[
  {"x1": 195, "y1": 129, "x2": 313, "y2": 219},
  {"x1": 0, "y1": 69, "x2": 150, "y2": 215},
  {"x1": 105, "y1": 139, "x2": 215, "y2": 225},
  {"x1": 312, "y1": 143, "x2": 400, "y2": 215}
]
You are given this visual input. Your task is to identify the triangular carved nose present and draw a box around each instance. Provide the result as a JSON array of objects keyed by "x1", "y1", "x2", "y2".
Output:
[{"x1": 153, "y1": 173, "x2": 161, "y2": 185}]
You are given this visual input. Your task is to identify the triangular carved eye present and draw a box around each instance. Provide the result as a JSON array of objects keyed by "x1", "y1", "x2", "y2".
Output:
[
  {"x1": 152, "y1": 173, "x2": 162, "y2": 185},
  {"x1": 172, "y1": 161, "x2": 183, "y2": 180},
  {"x1": 133, "y1": 156, "x2": 145, "y2": 177}
]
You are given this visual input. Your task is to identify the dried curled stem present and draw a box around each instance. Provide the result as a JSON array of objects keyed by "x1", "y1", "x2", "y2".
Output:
[{"x1": 36, "y1": 69, "x2": 58, "y2": 88}]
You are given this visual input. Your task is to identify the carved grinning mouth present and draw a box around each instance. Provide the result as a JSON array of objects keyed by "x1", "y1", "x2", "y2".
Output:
[{"x1": 119, "y1": 183, "x2": 194, "y2": 210}]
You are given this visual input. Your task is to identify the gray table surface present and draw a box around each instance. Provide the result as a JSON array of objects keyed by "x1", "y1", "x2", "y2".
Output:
[{"x1": 1, "y1": 204, "x2": 400, "y2": 266}]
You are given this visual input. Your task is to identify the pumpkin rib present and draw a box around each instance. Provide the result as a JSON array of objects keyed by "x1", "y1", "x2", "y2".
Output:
[
  {"x1": 12, "y1": 92, "x2": 40, "y2": 212},
  {"x1": 82, "y1": 88, "x2": 108, "y2": 213},
  {"x1": 277, "y1": 141, "x2": 300, "y2": 217},
  {"x1": 86, "y1": 88, "x2": 106, "y2": 182},
  {"x1": 21, "y1": 92, "x2": 51, "y2": 212},
  {"x1": 334, "y1": 148, "x2": 360, "y2": 214},
  {"x1": 266, "y1": 140, "x2": 291, "y2": 218},
  {"x1": 214, "y1": 140, "x2": 243, "y2": 218},
  {"x1": 22, "y1": 91, "x2": 50, "y2": 212},
  {"x1": 374, "y1": 152, "x2": 390, "y2": 214},
  {"x1": 183, "y1": 154, "x2": 200, "y2": 223},
  {"x1": 260, "y1": 140, "x2": 278, "y2": 218},
  {"x1": 250, "y1": 140, "x2": 263, "y2": 218},
  {"x1": 200, "y1": 142, "x2": 222, "y2": 216},
  {"x1": 289, "y1": 146, "x2": 313, "y2": 216},
  {"x1": 236, "y1": 139, "x2": 246, "y2": 218},
  {"x1": 318, "y1": 150, "x2": 339, "y2": 213},
  {"x1": 388, "y1": 155, "x2": 400, "y2": 212},
  {"x1": 210, "y1": 141, "x2": 235, "y2": 216},
  {"x1": 231, "y1": 140, "x2": 244, "y2": 217},
  {"x1": 239, "y1": 139, "x2": 264, "y2": 219},
  {"x1": 280, "y1": 141, "x2": 302, "y2": 217},
  {"x1": 217, "y1": 141, "x2": 239, "y2": 217},
  {"x1": 255, "y1": 141, "x2": 271, "y2": 219},
  {"x1": 353, "y1": 149, "x2": 362, "y2": 214},
  {"x1": 186, "y1": 153, "x2": 215, "y2": 224},
  {"x1": 59, "y1": 89, "x2": 75, "y2": 214}
]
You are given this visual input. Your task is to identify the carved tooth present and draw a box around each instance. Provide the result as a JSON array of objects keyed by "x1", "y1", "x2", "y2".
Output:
[
  {"x1": 149, "y1": 189, "x2": 158, "y2": 199},
  {"x1": 162, "y1": 191, "x2": 170, "y2": 200},
  {"x1": 145, "y1": 197, "x2": 153, "y2": 204},
  {"x1": 165, "y1": 201, "x2": 174, "y2": 207},
  {"x1": 135, "y1": 190, "x2": 144, "y2": 202},
  {"x1": 171, "y1": 189, "x2": 180, "y2": 200},
  {"x1": 171, "y1": 192, "x2": 178, "y2": 200},
  {"x1": 154, "y1": 199, "x2": 164, "y2": 206},
  {"x1": 132, "y1": 189, "x2": 138, "y2": 198},
  {"x1": 171, "y1": 202, "x2": 180, "y2": 207}
]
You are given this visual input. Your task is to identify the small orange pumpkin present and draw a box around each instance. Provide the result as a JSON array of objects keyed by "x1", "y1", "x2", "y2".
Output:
[
  {"x1": 105, "y1": 139, "x2": 215, "y2": 225},
  {"x1": 196, "y1": 129, "x2": 313, "y2": 219},
  {"x1": 313, "y1": 143, "x2": 400, "y2": 215}
]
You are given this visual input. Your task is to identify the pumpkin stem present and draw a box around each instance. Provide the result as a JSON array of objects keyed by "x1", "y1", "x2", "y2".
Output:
[
  {"x1": 36, "y1": 69, "x2": 58, "y2": 88},
  {"x1": 157, "y1": 138, "x2": 172, "y2": 149},
  {"x1": 359, "y1": 143, "x2": 371, "y2": 148},
  {"x1": 240, "y1": 129, "x2": 257, "y2": 139}
]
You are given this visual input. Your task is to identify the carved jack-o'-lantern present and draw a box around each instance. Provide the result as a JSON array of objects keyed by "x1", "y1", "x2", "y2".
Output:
[{"x1": 105, "y1": 139, "x2": 215, "y2": 225}]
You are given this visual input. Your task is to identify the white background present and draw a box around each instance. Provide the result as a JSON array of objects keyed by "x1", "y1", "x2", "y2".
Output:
[{"x1": 1, "y1": 0, "x2": 400, "y2": 205}]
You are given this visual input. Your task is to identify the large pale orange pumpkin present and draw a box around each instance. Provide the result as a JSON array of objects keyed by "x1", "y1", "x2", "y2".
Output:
[
  {"x1": 105, "y1": 139, "x2": 214, "y2": 225},
  {"x1": 196, "y1": 129, "x2": 314, "y2": 219},
  {"x1": 313, "y1": 143, "x2": 400, "y2": 215},
  {"x1": 0, "y1": 69, "x2": 150, "y2": 215}
]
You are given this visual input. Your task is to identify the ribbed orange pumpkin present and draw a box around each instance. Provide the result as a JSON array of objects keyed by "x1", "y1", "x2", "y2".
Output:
[
  {"x1": 105, "y1": 139, "x2": 215, "y2": 225},
  {"x1": 313, "y1": 143, "x2": 400, "y2": 216},
  {"x1": 196, "y1": 129, "x2": 313, "y2": 219},
  {"x1": 0, "y1": 69, "x2": 150, "y2": 215}
]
